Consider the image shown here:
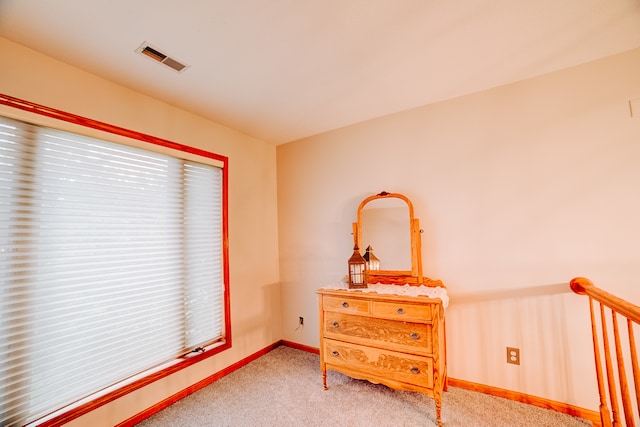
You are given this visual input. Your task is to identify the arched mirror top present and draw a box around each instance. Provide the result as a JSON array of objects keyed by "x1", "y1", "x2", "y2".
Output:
[{"x1": 357, "y1": 191, "x2": 415, "y2": 225}]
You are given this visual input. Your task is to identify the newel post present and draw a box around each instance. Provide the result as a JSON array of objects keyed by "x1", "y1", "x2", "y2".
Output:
[{"x1": 570, "y1": 277, "x2": 593, "y2": 295}]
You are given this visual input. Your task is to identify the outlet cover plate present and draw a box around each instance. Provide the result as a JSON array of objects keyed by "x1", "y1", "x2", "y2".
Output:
[{"x1": 507, "y1": 347, "x2": 520, "y2": 365}]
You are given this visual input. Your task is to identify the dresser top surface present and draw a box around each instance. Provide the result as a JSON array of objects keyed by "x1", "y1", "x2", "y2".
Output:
[{"x1": 317, "y1": 284, "x2": 448, "y2": 307}]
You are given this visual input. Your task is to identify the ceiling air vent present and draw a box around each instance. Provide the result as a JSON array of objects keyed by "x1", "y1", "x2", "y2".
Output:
[{"x1": 135, "y1": 42, "x2": 189, "y2": 73}]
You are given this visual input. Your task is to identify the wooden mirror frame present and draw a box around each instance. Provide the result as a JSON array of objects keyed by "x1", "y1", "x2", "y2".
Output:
[{"x1": 354, "y1": 191, "x2": 442, "y2": 287}]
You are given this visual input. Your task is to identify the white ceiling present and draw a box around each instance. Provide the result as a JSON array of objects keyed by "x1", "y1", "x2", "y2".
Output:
[{"x1": 1, "y1": 1, "x2": 640, "y2": 144}]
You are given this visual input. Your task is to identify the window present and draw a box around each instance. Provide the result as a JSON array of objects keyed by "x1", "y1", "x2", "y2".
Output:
[{"x1": 0, "y1": 101, "x2": 229, "y2": 427}]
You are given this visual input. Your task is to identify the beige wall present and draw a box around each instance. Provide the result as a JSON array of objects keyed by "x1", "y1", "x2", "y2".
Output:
[
  {"x1": 277, "y1": 47, "x2": 640, "y2": 410},
  {"x1": 0, "y1": 37, "x2": 282, "y2": 426}
]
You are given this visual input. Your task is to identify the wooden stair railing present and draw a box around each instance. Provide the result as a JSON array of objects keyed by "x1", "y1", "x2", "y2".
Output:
[{"x1": 570, "y1": 277, "x2": 640, "y2": 427}]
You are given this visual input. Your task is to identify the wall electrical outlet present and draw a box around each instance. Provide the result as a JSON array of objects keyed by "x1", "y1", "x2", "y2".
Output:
[{"x1": 506, "y1": 347, "x2": 520, "y2": 365}]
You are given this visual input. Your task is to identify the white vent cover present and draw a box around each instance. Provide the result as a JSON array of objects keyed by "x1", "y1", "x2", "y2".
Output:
[{"x1": 135, "y1": 42, "x2": 189, "y2": 73}]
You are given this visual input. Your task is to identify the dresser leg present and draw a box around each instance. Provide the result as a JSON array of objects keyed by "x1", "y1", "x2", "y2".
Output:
[
  {"x1": 436, "y1": 400, "x2": 443, "y2": 427},
  {"x1": 322, "y1": 370, "x2": 328, "y2": 390}
]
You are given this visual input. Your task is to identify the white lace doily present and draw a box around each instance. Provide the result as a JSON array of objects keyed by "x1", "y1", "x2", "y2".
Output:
[{"x1": 321, "y1": 278, "x2": 449, "y2": 309}]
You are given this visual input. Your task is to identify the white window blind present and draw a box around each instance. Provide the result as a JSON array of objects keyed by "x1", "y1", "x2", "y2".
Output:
[{"x1": 0, "y1": 115, "x2": 224, "y2": 426}]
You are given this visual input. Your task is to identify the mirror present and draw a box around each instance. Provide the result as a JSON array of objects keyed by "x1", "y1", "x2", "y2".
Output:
[
  {"x1": 353, "y1": 191, "x2": 424, "y2": 285},
  {"x1": 360, "y1": 198, "x2": 411, "y2": 271}
]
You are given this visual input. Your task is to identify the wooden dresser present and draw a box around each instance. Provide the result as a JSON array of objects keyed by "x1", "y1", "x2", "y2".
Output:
[{"x1": 317, "y1": 288, "x2": 447, "y2": 426}]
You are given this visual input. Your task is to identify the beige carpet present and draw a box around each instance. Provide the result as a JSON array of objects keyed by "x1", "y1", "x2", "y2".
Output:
[{"x1": 136, "y1": 346, "x2": 592, "y2": 427}]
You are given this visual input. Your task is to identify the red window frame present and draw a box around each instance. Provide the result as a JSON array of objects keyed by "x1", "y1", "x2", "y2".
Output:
[{"x1": 0, "y1": 93, "x2": 231, "y2": 427}]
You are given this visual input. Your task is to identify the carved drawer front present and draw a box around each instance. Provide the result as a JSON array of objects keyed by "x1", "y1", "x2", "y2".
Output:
[
  {"x1": 324, "y1": 312, "x2": 433, "y2": 354},
  {"x1": 371, "y1": 300, "x2": 432, "y2": 322},
  {"x1": 323, "y1": 295, "x2": 369, "y2": 315},
  {"x1": 324, "y1": 339, "x2": 434, "y2": 389}
]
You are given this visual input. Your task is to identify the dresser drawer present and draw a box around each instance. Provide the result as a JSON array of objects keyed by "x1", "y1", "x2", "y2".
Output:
[
  {"x1": 324, "y1": 339, "x2": 433, "y2": 389},
  {"x1": 323, "y1": 312, "x2": 432, "y2": 354},
  {"x1": 323, "y1": 295, "x2": 370, "y2": 315},
  {"x1": 371, "y1": 300, "x2": 432, "y2": 322}
]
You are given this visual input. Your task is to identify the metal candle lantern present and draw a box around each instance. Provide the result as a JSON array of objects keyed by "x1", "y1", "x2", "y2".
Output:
[
  {"x1": 363, "y1": 245, "x2": 380, "y2": 272},
  {"x1": 347, "y1": 245, "x2": 367, "y2": 289}
]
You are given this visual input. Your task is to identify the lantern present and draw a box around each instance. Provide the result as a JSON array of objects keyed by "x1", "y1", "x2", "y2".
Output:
[
  {"x1": 363, "y1": 245, "x2": 380, "y2": 271},
  {"x1": 347, "y1": 245, "x2": 367, "y2": 289}
]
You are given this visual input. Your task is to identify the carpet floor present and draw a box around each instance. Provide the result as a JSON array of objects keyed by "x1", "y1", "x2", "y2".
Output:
[{"x1": 136, "y1": 346, "x2": 592, "y2": 427}]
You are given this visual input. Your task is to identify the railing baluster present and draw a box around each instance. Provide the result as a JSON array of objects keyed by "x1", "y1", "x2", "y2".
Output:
[
  {"x1": 612, "y1": 311, "x2": 635, "y2": 426},
  {"x1": 629, "y1": 319, "x2": 640, "y2": 418},
  {"x1": 590, "y1": 297, "x2": 613, "y2": 427},
  {"x1": 600, "y1": 303, "x2": 622, "y2": 426}
]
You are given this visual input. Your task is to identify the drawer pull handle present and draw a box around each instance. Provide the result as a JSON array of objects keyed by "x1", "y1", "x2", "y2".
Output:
[
  {"x1": 396, "y1": 308, "x2": 405, "y2": 314},
  {"x1": 331, "y1": 350, "x2": 340, "y2": 357},
  {"x1": 332, "y1": 321, "x2": 339, "y2": 328},
  {"x1": 342, "y1": 302, "x2": 349, "y2": 308},
  {"x1": 410, "y1": 367, "x2": 420, "y2": 374},
  {"x1": 410, "y1": 332, "x2": 420, "y2": 340}
]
